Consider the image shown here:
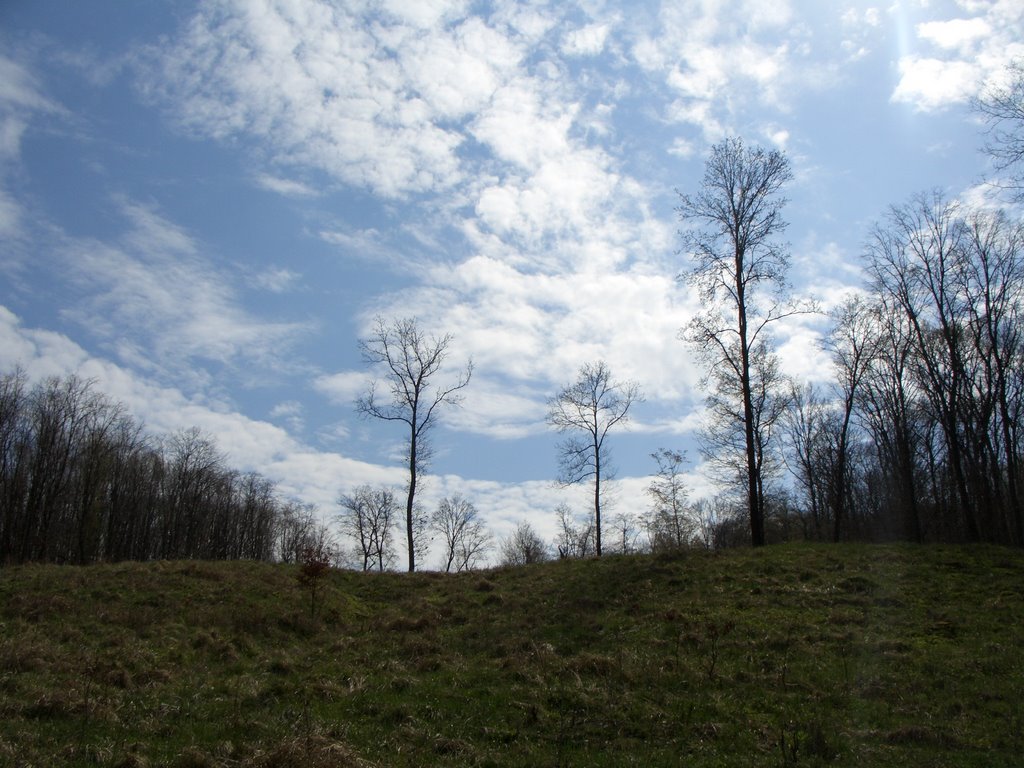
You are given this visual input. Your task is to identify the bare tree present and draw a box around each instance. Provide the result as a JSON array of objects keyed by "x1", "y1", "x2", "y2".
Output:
[
  {"x1": 690, "y1": 497, "x2": 727, "y2": 550},
  {"x1": 356, "y1": 316, "x2": 472, "y2": 572},
  {"x1": 431, "y1": 494, "x2": 492, "y2": 572},
  {"x1": 780, "y1": 382, "x2": 828, "y2": 539},
  {"x1": 499, "y1": 521, "x2": 549, "y2": 567},
  {"x1": 645, "y1": 448, "x2": 694, "y2": 552},
  {"x1": 679, "y1": 136, "x2": 811, "y2": 547},
  {"x1": 553, "y1": 502, "x2": 594, "y2": 559},
  {"x1": 339, "y1": 485, "x2": 396, "y2": 571},
  {"x1": 0, "y1": 369, "x2": 300, "y2": 565},
  {"x1": 974, "y1": 59, "x2": 1024, "y2": 200},
  {"x1": 547, "y1": 360, "x2": 642, "y2": 556},
  {"x1": 865, "y1": 193, "x2": 981, "y2": 538},
  {"x1": 821, "y1": 295, "x2": 878, "y2": 541},
  {"x1": 608, "y1": 510, "x2": 642, "y2": 554},
  {"x1": 959, "y1": 209, "x2": 1024, "y2": 544},
  {"x1": 276, "y1": 501, "x2": 319, "y2": 564}
]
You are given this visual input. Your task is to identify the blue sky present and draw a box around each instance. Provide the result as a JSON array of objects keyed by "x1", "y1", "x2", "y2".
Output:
[{"x1": 1, "y1": 0, "x2": 1021, "y2": 561}]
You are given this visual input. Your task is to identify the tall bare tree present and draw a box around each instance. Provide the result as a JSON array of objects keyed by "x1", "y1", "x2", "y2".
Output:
[
  {"x1": 547, "y1": 360, "x2": 642, "y2": 556},
  {"x1": 865, "y1": 193, "x2": 980, "y2": 538},
  {"x1": 356, "y1": 316, "x2": 472, "y2": 572},
  {"x1": 431, "y1": 494, "x2": 492, "y2": 572},
  {"x1": 679, "y1": 137, "x2": 808, "y2": 547}
]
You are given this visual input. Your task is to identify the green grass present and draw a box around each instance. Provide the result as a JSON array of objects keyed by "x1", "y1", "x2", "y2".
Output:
[{"x1": 1, "y1": 544, "x2": 1022, "y2": 767}]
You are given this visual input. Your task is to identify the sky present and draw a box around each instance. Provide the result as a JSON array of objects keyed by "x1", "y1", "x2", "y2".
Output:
[{"x1": 1, "y1": 0, "x2": 1021, "y2": 564}]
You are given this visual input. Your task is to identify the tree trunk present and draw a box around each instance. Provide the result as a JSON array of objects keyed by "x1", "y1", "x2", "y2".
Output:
[
  {"x1": 737, "y1": 273, "x2": 765, "y2": 547},
  {"x1": 406, "y1": 422, "x2": 417, "y2": 572},
  {"x1": 594, "y1": 458, "x2": 602, "y2": 556}
]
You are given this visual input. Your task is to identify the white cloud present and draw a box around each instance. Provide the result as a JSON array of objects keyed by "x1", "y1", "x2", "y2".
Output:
[
  {"x1": 471, "y1": 80, "x2": 577, "y2": 170},
  {"x1": 452, "y1": 376, "x2": 548, "y2": 439},
  {"x1": 892, "y1": 2, "x2": 1024, "y2": 111},
  {"x1": 765, "y1": 127, "x2": 790, "y2": 149},
  {"x1": 563, "y1": 23, "x2": 611, "y2": 56},
  {"x1": 0, "y1": 55, "x2": 61, "y2": 114},
  {"x1": 394, "y1": 16, "x2": 520, "y2": 120},
  {"x1": 250, "y1": 266, "x2": 300, "y2": 293},
  {"x1": 368, "y1": 248, "x2": 703, "y2": 436},
  {"x1": 892, "y1": 56, "x2": 980, "y2": 109},
  {"x1": 254, "y1": 173, "x2": 319, "y2": 197},
  {"x1": 0, "y1": 186, "x2": 21, "y2": 239},
  {"x1": 0, "y1": 55, "x2": 62, "y2": 239},
  {"x1": 0, "y1": 117, "x2": 27, "y2": 161},
  {"x1": 313, "y1": 371, "x2": 372, "y2": 405},
  {"x1": 775, "y1": 321, "x2": 832, "y2": 385},
  {"x1": 143, "y1": 0, "x2": 465, "y2": 198},
  {"x1": 318, "y1": 227, "x2": 394, "y2": 262},
  {"x1": 629, "y1": 0, "x2": 812, "y2": 138},
  {"x1": 380, "y1": 0, "x2": 469, "y2": 29},
  {"x1": 917, "y1": 17, "x2": 990, "y2": 51},
  {"x1": 59, "y1": 200, "x2": 307, "y2": 379},
  {"x1": 269, "y1": 399, "x2": 305, "y2": 433},
  {"x1": 0, "y1": 306, "x2": 91, "y2": 379},
  {"x1": 668, "y1": 136, "x2": 696, "y2": 158}
]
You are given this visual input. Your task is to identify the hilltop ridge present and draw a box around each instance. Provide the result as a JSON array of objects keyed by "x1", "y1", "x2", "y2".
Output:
[{"x1": 1, "y1": 544, "x2": 1022, "y2": 767}]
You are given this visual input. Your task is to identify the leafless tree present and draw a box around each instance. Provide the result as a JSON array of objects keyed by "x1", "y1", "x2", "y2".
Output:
[
  {"x1": 644, "y1": 448, "x2": 694, "y2": 551},
  {"x1": 356, "y1": 316, "x2": 472, "y2": 572},
  {"x1": 678, "y1": 136, "x2": 812, "y2": 546},
  {"x1": 499, "y1": 521, "x2": 549, "y2": 567},
  {"x1": 276, "y1": 501, "x2": 318, "y2": 564},
  {"x1": 431, "y1": 494, "x2": 492, "y2": 572},
  {"x1": 865, "y1": 193, "x2": 982, "y2": 537},
  {"x1": 959, "y1": 209, "x2": 1024, "y2": 543},
  {"x1": 0, "y1": 369, "x2": 299, "y2": 564},
  {"x1": 974, "y1": 59, "x2": 1024, "y2": 200},
  {"x1": 780, "y1": 382, "x2": 828, "y2": 539},
  {"x1": 820, "y1": 295, "x2": 879, "y2": 541},
  {"x1": 339, "y1": 485, "x2": 396, "y2": 571},
  {"x1": 689, "y1": 497, "x2": 722, "y2": 550},
  {"x1": 608, "y1": 510, "x2": 642, "y2": 554},
  {"x1": 553, "y1": 502, "x2": 594, "y2": 559},
  {"x1": 547, "y1": 360, "x2": 642, "y2": 556}
]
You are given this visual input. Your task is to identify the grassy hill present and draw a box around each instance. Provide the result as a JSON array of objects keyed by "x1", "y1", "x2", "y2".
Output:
[{"x1": 1, "y1": 544, "x2": 1022, "y2": 767}]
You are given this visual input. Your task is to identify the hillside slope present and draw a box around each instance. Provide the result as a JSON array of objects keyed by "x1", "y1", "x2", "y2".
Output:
[{"x1": 1, "y1": 544, "x2": 1022, "y2": 767}]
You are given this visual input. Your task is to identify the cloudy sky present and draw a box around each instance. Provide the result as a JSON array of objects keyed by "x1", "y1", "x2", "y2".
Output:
[{"x1": 1, "y1": 0, "x2": 1021, "y2": 559}]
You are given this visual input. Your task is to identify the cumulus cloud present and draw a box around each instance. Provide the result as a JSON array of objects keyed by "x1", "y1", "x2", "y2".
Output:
[
  {"x1": 916, "y1": 17, "x2": 991, "y2": 51},
  {"x1": 563, "y1": 23, "x2": 611, "y2": 56},
  {"x1": 142, "y1": 0, "x2": 465, "y2": 198},
  {"x1": 892, "y1": 3, "x2": 1024, "y2": 111},
  {"x1": 630, "y1": 0, "x2": 810, "y2": 138},
  {"x1": 313, "y1": 370, "x2": 371, "y2": 405},
  {"x1": 892, "y1": 57, "x2": 981, "y2": 109}
]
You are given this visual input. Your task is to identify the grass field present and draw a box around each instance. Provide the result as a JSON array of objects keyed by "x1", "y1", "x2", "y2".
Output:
[{"x1": 1, "y1": 543, "x2": 1022, "y2": 767}]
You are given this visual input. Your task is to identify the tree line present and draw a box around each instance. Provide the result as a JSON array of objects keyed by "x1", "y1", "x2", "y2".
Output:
[
  {"x1": 670, "y1": 60, "x2": 1024, "y2": 549},
  {"x1": 5, "y1": 63, "x2": 1021, "y2": 566},
  {"x1": 0, "y1": 370, "x2": 328, "y2": 565},
  {"x1": 780, "y1": 195, "x2": 1024, "y2": 546}
]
